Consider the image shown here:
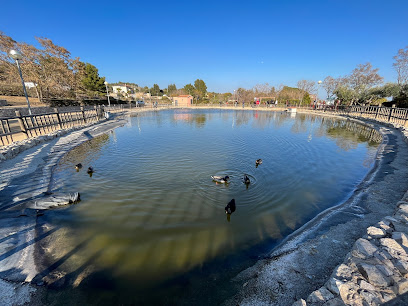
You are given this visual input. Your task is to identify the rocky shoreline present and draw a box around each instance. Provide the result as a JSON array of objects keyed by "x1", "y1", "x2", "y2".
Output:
[{"x1": 295, "y1": 194, "x2": 408, "y2": 306}]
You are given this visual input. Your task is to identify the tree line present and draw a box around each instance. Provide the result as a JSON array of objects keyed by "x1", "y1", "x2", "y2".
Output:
[{"x1": 1, "y1": 31, "x2": 407, "y2": 107}]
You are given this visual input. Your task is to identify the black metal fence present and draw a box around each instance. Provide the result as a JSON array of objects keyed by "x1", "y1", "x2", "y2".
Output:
[{"x1": 0, "y1": 106, "x2": 103, "y2": 146}]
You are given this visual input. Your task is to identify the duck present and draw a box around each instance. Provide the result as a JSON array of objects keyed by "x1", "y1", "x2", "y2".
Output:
[
  {"x1": 75, "y1": 163, "x2": 83, "y2": 171},
  {"x1": 225, "y1": 199, "x2": 236, "y2": 214},
  {"x1": 243, "y1": 174, "x2": 251, "y2": 185},
  {"x1": 87, "y1": 167, "x2": 94, "y2": 174},
  {"x1": 211, "y1": 175, "x2": 230, "y2": 184},
  {"x1": 255, "y1": 159, "x2": 263, "y2": 167}
]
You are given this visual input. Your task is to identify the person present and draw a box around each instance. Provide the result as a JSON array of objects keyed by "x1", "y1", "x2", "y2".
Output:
[{"x1": 242, "y1": 101, "x2": 245, "y2": 108}]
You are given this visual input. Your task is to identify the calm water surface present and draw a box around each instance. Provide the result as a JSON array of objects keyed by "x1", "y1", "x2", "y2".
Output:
[{"x1": 50, "y1": 109, "x2": 381, "y2": 304}]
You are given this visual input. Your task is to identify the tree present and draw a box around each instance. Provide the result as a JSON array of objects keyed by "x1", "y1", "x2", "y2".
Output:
[
  {"x1": 150, "y1": 84, "x2": 160, "y2": 96},
  {"x1": 183, "y1": 83, "x2": 195, "y2": 95},
  {"x1": 194, "y1": 79, "x2": 207, "y2": 98},
  {"x1": 322, "y1": 76, "x2": 340, "y2": 100},
  {"x1": 302, "y1": 92, "x2": 311, "y2": 105},
  {"x1": 393, "y1": 46, "x2": 408, "y2": 85},
  {"x1": 167, "y1": 84, "x2": 177, "y2": 96},
  {"x1": 334, "y1": 84, "x2": 357, "y2": 105},
  {"x1": 81, "y1": 63, "x2": 106, "y2": 94},
  {"x1": 0, "y1": 31, "x2": 108, "y2": 103},
  {"x1": 348, "y1": 63, "x2": 383, "y2": 101},
  {"x1": 296, "y1": 80, "x2": 315, "y2": 106}
]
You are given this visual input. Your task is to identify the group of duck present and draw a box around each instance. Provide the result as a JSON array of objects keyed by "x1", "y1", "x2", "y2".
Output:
[
  {"x1": 211, "y1": 159, "x2": 263, "y2": 216},
  {"x1": 74, "y1": 159, "x2": 263, "y2": 218},
  {"x1": 75, "y1": 163, "x2": 94, "y2": 176}
]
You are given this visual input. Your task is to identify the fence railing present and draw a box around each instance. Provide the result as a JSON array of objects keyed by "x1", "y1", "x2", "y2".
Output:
[
  {"x1": 0, "y1": 106, "x2": 103, "y2": 146},
  {"x1": 312, "y1": 105, "x2": 408, "y2": 127}
]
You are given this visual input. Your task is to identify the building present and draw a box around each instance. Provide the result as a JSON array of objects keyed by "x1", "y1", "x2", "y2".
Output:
[
  {"x1": 112, "y1": 84, "x2": 134, "y2": 97},
  {"x1": 172, "y1": 95, "x2": 193, "y2": 107}
]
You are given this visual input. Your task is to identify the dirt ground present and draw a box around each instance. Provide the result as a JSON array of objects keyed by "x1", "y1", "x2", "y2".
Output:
[{"x1": 0, "y1": 95, "x2": 46, "y2": 107}]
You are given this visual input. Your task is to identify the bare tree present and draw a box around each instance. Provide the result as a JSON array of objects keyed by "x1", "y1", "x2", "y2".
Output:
[
  {"x1": 348, "y1": 63, "x2": 383, "y2": 100},
  {"x1": 393, "y1": 46, "x2": 408, "y2": 85},
  {"x1": 322, "y1": 76, "x2": 340, "y2": 100},
  {"x1": 296, "y1": 80, "x2": 315, "y2": 105}
]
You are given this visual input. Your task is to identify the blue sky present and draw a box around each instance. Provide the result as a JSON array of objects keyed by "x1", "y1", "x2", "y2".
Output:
[{"x1": 1, "y1": 0, "x2": 407, "y2": 94}]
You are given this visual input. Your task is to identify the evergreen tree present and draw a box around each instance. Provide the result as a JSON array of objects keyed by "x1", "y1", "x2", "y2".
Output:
[
  {"x1": 302, "y1": 93, "x2": 311, "y2": 105},
  {"x1": 194, "y1": 79, "x2": 207, "y2": 97},
  {"x1": 81, "y1": 63, "x2": 106, "y2": 93},
  {"x1": 184, "y1": 83, "x2": 195, "y2": 95}
]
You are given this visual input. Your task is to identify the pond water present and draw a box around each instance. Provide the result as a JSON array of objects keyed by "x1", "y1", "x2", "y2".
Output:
[{"x1": 49, "y1": 109, "x2": 381, "y2": 304}]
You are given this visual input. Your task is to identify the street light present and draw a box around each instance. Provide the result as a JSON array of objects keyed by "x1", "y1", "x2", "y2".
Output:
[
  {"x1": 316, "y1": 80, "x2": 322, "y2": 109},
  {"x1": 9, "y1": 50, "x2": 32, "y2": 115},
  {"x1": 104, "y1": 81, "x2": 111, "y2": 107}
]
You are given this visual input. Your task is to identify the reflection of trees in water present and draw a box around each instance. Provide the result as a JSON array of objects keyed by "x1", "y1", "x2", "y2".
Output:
[
  {"x1": 232, "y1": 111, "x2": 251, "y2": 127},
  {"x1": 290, "y1": 113, "x2": 309, "y2": 134},
  {"x1": 315, "y1": 117, "x2": 382, "y2": 151},
  {"x1": 252, "y1": 111, "x2": 277, "y2": 130}
]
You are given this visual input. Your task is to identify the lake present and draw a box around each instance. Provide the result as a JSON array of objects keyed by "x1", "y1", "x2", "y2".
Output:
[{"x1": 48, "y1": 109, "x2": 381, "y2": 304}]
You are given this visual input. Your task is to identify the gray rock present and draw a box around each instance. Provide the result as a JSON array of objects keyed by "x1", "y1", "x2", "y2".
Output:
[
  {"x1": 383, "y1": 216, "x2": 399, "y2": 225},
  {"x1": 358, "y1": 263, "x2": 391, "y2": 287},
  {"x1": 326, "y1": 278, "x2": 345, "y2": 295},
  {"x1": 360, "y1": 290, "x2": 382, "y2": 305},
  {"x1": 353, "y1": 238, "x2": 378, "y2": 258},
  {"x1": 377, "y1": 264, "x2": 394, "y2": 277},
  {"x1": 338, "y1": 282, "x2": 362, "y2": 305},
  {"x1": 378, "y1": 221, "x2": 393, "y2": 233},
  {"x1": 392, "y1": 221, "x2": 408, "y2": 234},
  {"x1": 380, "y1": 238, "x2": 407, "y2": 259},
  {"x1": 392, "y1": 232, "x2": 408, "y2": 249},
  {"x1": 292, "y1": 299, "x2": 307, "y2": 306},
  {"x1": 358, "y1": 279, "x2": 376, "y2": 291},
  {"x1": 367, "y1": 226, "x2": 386, "y2": 239},
  {"x1": 380, "y1": 291, "x2": 397, "y2": 303},
  {"x1": 394, "y1": 259, "x2": 408, "y2": 275},
  {"x1": 393, "y1": 279, "x2": 408, "y2": 295},
  {"x1": 333, "y1": 264, "x2": 354, "y2": 281},
  {"x1": 307, "y1": 287, "x2": 334, "y2": 303}
]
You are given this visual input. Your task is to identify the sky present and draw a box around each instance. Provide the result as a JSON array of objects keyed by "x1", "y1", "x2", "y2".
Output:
[{"x1": 1, "y1": 0, "x2": 408, "y2": 94}]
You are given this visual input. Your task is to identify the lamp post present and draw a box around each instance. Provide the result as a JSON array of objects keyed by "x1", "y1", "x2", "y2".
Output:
[
  {"x1": 104, "y1": 81, "x2": 111, "y2": 107},
  {"x1": 9, "y1": 50, "x2": 32, "y2": 115},
  {"x1": 316, "y1": 80, "x2": 322, "y2": 109}
]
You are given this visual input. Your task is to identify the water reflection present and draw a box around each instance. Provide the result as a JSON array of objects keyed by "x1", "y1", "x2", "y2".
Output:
[{"x1": 49, "y1": 109, "x2": 381, "y2": 298}]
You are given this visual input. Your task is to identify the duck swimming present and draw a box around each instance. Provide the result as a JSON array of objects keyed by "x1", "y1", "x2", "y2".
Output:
[
  {"x1": 243, "y1": 174, "x2": 251, "y2": 185},
  {"x1": 225, "y1": 198, "x2": 236, "y2": 214},
  {"x1": 75, "y1": 163, "x2": 83, "y2": 171},
  {"x1": 211, "y1": 175, "x2": 230, "y2": 183},
  {"x1": 255, "y1": 159, "x2": 263, "y2": 167}
]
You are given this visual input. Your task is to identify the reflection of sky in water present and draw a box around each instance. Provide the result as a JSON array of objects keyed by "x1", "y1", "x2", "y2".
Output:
[{"x1": 51, "y1": 109, "x2": 381, "y2": 289}]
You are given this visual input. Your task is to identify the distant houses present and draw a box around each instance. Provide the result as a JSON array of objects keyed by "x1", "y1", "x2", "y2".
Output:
[
  {"x1": 112, "y1": 84, "x2": 134, "y2": 97},
  {"x1": 172, "y1": 95, "x2": 193, "y2": 107}
]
